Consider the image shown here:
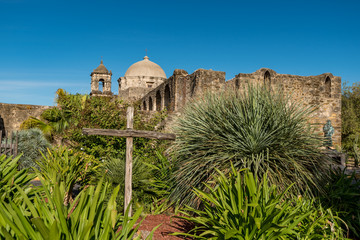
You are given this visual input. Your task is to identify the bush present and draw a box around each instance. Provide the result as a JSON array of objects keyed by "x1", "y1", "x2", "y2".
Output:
[
  {"x1": 175, "y1": 167, "x2": 346, "y2": 239},
  {"x1": 321, "y1": 168, "x2": 360, "y2": 238},
  {"x1": 16, "y1": 129, "x2": 50, "y2": 169},
  {"x1": 103, "y1": 151, "x2": 173, "y2": 213},
  {"x1": 36, "y1": 147, "x2": 100, "y2": 205},
  {"x1": 170, "y1": 85, "x2": 331, "y2": 207}
]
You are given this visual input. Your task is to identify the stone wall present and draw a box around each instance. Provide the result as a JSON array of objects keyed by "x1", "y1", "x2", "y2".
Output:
[
  {"x1": 225, "y1": 68, "x2": 342, "y2": 147},
  {"x1": 138, "y1": 67, "x2": 341, "y2": 147},
  {"x1": 0, "y1": 103, "x2": 51, "y2": 137},
  {"x1": 140, "y1": 69, "x2": 226, "y2": 112}
]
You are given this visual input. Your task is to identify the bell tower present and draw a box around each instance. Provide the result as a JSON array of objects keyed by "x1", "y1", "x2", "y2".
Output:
[{"x1": 90, "y1": 59, "x2": 112, "y2": 96}]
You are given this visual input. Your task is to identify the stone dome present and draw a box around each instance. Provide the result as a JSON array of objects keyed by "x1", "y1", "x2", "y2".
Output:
[
  {"x1": 124, "y1": 56, "x2": 166, "y2": 78},
  {"x1": 93, "y1": 60, "x2": 109, "y2": 74}
]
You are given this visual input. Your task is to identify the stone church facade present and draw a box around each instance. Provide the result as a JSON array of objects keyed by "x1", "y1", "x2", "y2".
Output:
[{"x1": 90, "y1": 56, "x2": 341, "y2": 147}]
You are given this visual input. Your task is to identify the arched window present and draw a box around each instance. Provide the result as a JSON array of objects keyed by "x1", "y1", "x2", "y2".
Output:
[
  {"x1": 164, "y1": 85, "x2": 171, "y2": 110},
  {"x1": 99, "y1": 79, "x2": 104, "y2": 92},
  {"x1": 143, "y1": 101, "x2": 147, "y2": 111},
  {"x1": 156, "y1": 90, "x2": 162, "y2": 111},
  {"x1": 264, "y1": 71, "x2": 271, "y2": 89},
  {"x1": 149, "y1": 97, "x2": 153, "y2": 111},
  {"x1": 325, "y1": 77, "x2": 331, "y2": 98}
]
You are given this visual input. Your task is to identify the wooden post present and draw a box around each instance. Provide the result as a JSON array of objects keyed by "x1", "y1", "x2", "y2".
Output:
[
  {"x1": 81, "y1": 107, "x2": 176, "y2": 217},
  {"x1": 124, "y1": 106, "x2": 134, "y2": 216},
  {"x1": 15, "y1": 131, "x2": 18, "y2": 156}
]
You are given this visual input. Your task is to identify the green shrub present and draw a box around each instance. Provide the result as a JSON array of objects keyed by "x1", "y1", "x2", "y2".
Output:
[
  {"x1": 175, "y1": 167, "x2": 346, "y2": 239},
  {"x1": 102, "y1": 151, "x2": 172, "y2": 213},
  {"x1": 16, "y1": 128, "x2": 50, "y2": 170},
  {"x1": 321, "y1": 168, "x2": 360, "y2": 238},
  {"x1": 170, "y1": 85, "x2": 331, "y2": 207},
  {"x1": 0, "y1": 178, "x2": 155, "y2": 239},
  {"x1": 0, "y1": 154, "x2": 35, "y2": 203},
  {"x1": 36, "y1": 147, "x2": 100, "y2": 205}
]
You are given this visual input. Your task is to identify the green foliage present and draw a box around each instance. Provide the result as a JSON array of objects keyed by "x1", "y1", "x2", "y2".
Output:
[
  {"x1": 342, "y1": 82, "x2": 360, "y2": 164},
  {"x1": 16, "y1": 129, "x2": 50, "y2": 169},
  {"x1": 22, "y1": 89, "x2": 167, "y2": 161},
  {"x1": 36, "y1": 147, "x2": 100, "y2": 205},
  {"x1": 170, "y1": 85, "x2": 330, "y2": 207},
  {"x1": 175, "y1": 167, "x2": 346, "y2": 239},
  {"x1": 103, "y1": 151, "x2": 173, "y2": 213},
  {"x1": 0, "y1": 178, "x2": 155, "y2": 239},
  {"x1": 0, "y1": 154, "x2": 35, "y2": 203},
  {"x1": 103, "y1": 154, "x2": 154, "y2": 212},
  {"x1": 321, "y1": 168, "x2": 360, "y2": 238}
]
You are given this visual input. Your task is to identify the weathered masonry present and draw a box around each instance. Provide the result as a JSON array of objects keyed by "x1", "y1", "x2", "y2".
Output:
[
  {"x1": 137, "y1": 68, "x2": 341, "y2": 147},
  {"x1": 0, "y1": 103, "x2": 51, "y2": 137}
]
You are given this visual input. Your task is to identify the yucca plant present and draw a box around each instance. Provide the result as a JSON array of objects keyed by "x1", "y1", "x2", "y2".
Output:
[
  {"x1": 0, "y1": 178, "x2": 156, "y2": 239},
  {"x1": 0, "y1": 154, "x2": 35, "y2": 203},
  {"x1": 170, "y1": 85, "x2": 331, "y2": 207},
  {"x1": 36, "y1": 147, "x2": 100, "y2": 205},
  {"x1": 174, "y1": 167, "x2": 346, "y2": 239},
  {"x1": 15, "y1": 129, "x2": 50, "y2": 169}
]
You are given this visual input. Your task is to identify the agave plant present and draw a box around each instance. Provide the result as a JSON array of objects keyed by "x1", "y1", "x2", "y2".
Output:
[
  {"x1": 170, "y1": 85, "x2": 331, "y2": 207},
  {"x1": 174, "y1": 167, "x2": 346, "y2": 239},
  {"x1": 0, "y1": 178, "x2": 156, "y2": 239}
]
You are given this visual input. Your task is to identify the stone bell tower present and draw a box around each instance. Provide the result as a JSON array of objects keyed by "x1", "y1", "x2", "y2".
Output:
[{"x1": 90, "y1": 59, "x2": 112, "y2": 96}]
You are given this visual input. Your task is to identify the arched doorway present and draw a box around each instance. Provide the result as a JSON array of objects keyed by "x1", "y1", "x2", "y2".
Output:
[
  {"x1": 325, "y1": 77, "x2": 331, "y2": 98},
  {"x1": 149, "y1": 97, "x2": 153, "y2": 111},
  {"x1": 264, "y1": 71, "x2": 271, "y2": 89},
  {"x1": 143, "y1": 101, "x2": 147, "y2": 111},
  {"x1": 164, "y1": 85, "x2": 171, "y2": 110},
  {"x1": 156, "y1": 90, "x2": 162, "y2": 111}
]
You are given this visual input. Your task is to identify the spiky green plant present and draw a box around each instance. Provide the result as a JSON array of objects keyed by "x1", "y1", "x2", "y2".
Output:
[
  {"x1": 16, "y1": 128, "x2": 50, "y2": 170},
  {"x1": 321, "y1": 168, "x2": 360, "y2": 238},
  {"x1": 0, "y1": 154, "x2": 35, "y2": 203},
  {"x1": 36, "y1": 147, "x2": 100, "y2": 206},
  {"x1": 170, "y1": 85, "x2": 331, "y2": 207},
  {"x1": 0, "y1": 178, "x2": 156, "y2": 239},
  {"x1": 174, "y1": 168, "x2": 346, "y2": 239},
  {"x1": 103, "y1": 153, "x2": 156, "y2": 212}
]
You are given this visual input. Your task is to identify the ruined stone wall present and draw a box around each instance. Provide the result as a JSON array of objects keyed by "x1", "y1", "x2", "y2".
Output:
[
  {"x1": 138, "y1": 67, "x2": 341, "y2": 147},
  {"x1": 0, "y1": 103, "x2": 51, "y2": 136},
  {"x1": 139, "y1": 69, "x2": 226, "y2": 112},
  {"x1": 226, "y1": 68, "x2": 342, "y2": 147}
]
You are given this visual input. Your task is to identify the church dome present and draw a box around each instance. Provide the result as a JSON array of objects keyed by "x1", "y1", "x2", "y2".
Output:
[
  {"x1": 93, "y1": 60, "x2": 109, "y2": 74},
  {"x1": 124, "y1": 56, "x2": 166, "y2": 78}
]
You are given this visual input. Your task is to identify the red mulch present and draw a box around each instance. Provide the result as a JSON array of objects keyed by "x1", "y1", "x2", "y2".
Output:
[{"x1": 136, "y1": 214, "x2": 194, "y2": 239}]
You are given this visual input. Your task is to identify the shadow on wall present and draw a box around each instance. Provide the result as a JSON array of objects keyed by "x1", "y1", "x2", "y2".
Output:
[{"x1": 0, "y1": 115, "x2": 5, "y2": 138}]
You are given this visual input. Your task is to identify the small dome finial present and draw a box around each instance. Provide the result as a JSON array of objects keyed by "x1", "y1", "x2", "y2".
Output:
[
  {"x1": 144, "y1": 56, "x2": 149, "y2": 60},
  {"x1": 101, "y1": 56, "x2": 103, "y2": 64}
]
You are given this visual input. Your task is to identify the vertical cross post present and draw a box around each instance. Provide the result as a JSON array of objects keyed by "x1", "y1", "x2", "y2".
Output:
[{"x1": 124, "y1": 106, "x2": 134, "y2": 216}]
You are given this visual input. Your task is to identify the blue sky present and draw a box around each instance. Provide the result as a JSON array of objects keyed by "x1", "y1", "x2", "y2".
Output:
[{"x1": 0, "y1": 0, "x2": 359, "y2": 106}]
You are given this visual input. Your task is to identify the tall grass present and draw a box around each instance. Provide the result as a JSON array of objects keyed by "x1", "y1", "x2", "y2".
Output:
[{"x1": 170, "y1": 85, "x2": 331, "y2": 207}]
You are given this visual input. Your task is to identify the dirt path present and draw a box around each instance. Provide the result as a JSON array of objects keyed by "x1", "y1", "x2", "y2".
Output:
[{"x1": 136, "y1": 214, "x2": 193, "y2": 239}]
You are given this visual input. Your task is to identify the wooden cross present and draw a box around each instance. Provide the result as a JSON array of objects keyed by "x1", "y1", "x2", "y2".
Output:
[{"x1": 82, "y1": 107, "x2": 176, "y2": 216}]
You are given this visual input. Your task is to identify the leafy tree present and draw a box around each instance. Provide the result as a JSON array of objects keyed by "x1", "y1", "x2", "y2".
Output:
[{"x1": 342, "y1": 82, "x2": 360, "y2": 166}]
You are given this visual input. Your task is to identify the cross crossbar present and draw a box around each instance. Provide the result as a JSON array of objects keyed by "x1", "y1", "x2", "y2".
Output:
[
  {"x1": 81, "y1": 107, "x2": 176, "y2": 217},
  {"x1": 82, "y1": 128, "x2": 176, "y2": 140}
]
